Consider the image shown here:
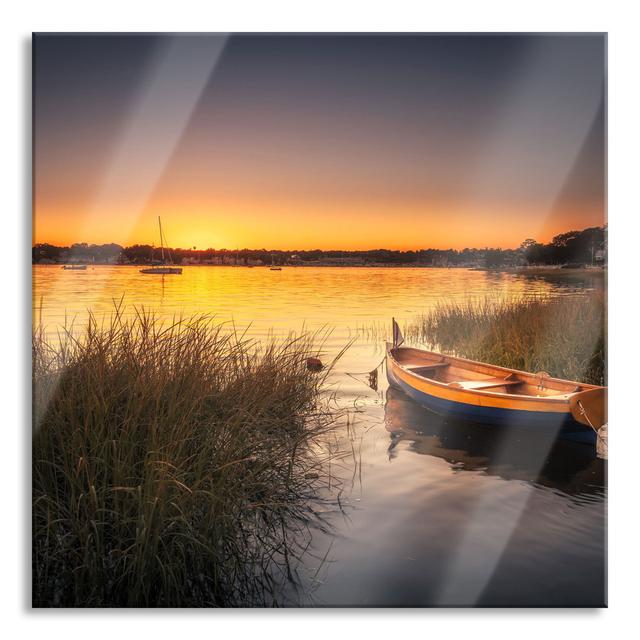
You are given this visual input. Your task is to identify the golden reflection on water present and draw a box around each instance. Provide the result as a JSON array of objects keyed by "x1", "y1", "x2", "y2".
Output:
[
  {"x1": 33, "y1": 264, "x2": 599, "y2": 384},
  {"x1": 32, "y1": 264, "x2": 600, "y2": 407},
  {"x1": 32, "y1": 264, "x2": 582, "y2": 340}
]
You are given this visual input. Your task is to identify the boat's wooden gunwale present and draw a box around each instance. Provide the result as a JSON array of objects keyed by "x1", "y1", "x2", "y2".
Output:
[
  {"x1": 391, "y1": 345, "x2": 599, "y2": 391},
  {"x1": 387, "y1": 345, "x2": 598, "y2": 406},
  {"x1": 393, "y1": 360, "x2": 568, "y2": 406}
]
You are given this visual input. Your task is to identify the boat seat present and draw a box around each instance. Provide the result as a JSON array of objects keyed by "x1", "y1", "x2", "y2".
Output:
[
  {"x1": 448, "y1": 376, "x2": 523, "y2": 390},
  {"x1": 406, "y1": 363, "x2": 450, "y2": 376}
]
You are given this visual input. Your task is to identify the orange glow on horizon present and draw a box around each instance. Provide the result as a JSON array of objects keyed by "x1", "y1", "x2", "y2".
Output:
[
  {"x1": 34, "y1": 35, "x2": 605, "y2": 255},
  {"x1": 33, "y1": 199, "x2": 604, "y2": 251}
]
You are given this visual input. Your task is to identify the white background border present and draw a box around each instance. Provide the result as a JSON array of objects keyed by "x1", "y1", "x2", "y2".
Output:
[{"x1": 3, "y1": 1, "x2": 639, "y2": 637}]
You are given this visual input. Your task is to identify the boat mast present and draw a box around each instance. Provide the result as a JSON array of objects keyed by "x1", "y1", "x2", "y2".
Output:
[{"x1": 158, "y1": 216, "x2": 165, "y2": 264}]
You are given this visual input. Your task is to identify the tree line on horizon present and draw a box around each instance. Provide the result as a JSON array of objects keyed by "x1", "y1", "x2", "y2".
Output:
[{"x1": 32, "y1": 225, "x2": 606, "y2": 267}]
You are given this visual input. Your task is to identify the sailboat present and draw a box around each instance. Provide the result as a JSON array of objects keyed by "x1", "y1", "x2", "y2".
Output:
[
  {"x1": 269, "y1": 255, "x2": 282, "y2": 271},
  {"x1": 140, "y1": 217, "x2": 183, "y2": 274}
]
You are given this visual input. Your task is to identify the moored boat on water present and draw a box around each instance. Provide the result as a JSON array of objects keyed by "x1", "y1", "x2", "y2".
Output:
[
  {"x1": 386, "y1": 320, "x2": 606, "y2": 444},
  {"x1": 140, "y1": 216, "x2": 183, "y2": 275},
  {"x1": 139, "y1": 266, "x2": 183, "y2": 274},
  {"x1": 61, "y1": 264, "x2": 87, "y2": 270}
]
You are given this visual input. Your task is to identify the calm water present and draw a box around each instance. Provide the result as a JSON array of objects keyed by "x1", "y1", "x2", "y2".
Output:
[{"x1": 33, "y1": 265, "x2": 606, "y2": 607}]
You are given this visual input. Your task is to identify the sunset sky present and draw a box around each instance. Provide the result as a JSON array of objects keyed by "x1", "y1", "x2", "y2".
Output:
[{"x1": 34, "y1": 34, "x2": 605, "y2": 250}]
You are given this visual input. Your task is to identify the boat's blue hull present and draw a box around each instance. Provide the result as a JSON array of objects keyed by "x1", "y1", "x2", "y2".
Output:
[{"x1": 387, "y1": 366, "x2": 596, "y2": 444}]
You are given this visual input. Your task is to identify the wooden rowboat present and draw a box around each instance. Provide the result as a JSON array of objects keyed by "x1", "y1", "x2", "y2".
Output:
[{"x1": 386, "y1": 322, "x2": 606, "y2": 444}]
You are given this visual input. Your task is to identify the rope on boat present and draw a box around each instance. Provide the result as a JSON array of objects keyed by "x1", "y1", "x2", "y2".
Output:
[
  {"x1": 535, "y1": 371, "x2": 551, "y2": 391},
  {"x1": 577, "y1": 400, "x2": 608, "y2": 460},
  {"x1": 346, "y1": 354, "x2": 386, "y2": 391},
  {"x1": 576, "y1": 400, "x2": 597, "y2": 433}
]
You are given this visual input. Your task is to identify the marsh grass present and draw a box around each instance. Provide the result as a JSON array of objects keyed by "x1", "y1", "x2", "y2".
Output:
[
  {"x1": 32, "y1": 307, "x2": 347, "y2": 607},
  {"x1": 406, "y1": 291, "x2": 605, "y2": 385}
]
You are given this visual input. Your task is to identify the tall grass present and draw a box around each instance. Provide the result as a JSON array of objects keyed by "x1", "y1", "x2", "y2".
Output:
[
  {"x1": 407, "y1": 291, "x2": 605, "y2": 385},
  {"x1": 33, "y1": 309, "x2": 345, "y2": 607}
]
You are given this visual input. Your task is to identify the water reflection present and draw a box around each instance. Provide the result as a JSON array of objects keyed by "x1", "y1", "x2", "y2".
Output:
[
  {"x1": 384, "y1": 387, "x2": 605, "y2": 498},
  {"x1": 298, "y1": 388, "x2": 606, "y2": 606},
  {"x1": 509, "y1": 268, "x2": 605, "y2": 294}
]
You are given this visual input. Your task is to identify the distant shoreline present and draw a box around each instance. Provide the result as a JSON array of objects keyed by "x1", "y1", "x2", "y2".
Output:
[
  {"x1": 32, "y1": 225, "x2": 607, "y2": 270},
  {"x1": 33, "y1": 263, "x2": 606, "y2": 274}
]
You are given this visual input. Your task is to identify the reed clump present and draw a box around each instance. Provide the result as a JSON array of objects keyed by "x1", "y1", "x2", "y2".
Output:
[
  {"x1": 407, "y1": 291, "x2": 605, "y2": 385},
  {"x1": 33, "y1": 309, "x2": 343, "y2": 607}
]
